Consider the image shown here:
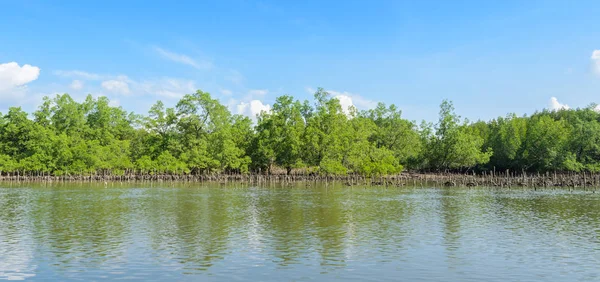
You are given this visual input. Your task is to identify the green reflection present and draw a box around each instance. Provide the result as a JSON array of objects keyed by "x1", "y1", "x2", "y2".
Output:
[{"x1": 2, "y1": 183, "x2": 600, "y2": 281}]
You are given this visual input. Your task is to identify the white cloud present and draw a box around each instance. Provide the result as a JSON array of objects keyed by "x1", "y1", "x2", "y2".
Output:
[
  {"x1": 549, "y1": 97, "x2": 570, "y2": 111},
  {"x1": 592, "y1": 50, "x2": 600, "y2": 75},
  {"x1": 329, "y1": 90, "x2": 377, "y2": 109},
  {"x1": 153, "y1": 46, "x2": 212, "y2": 70},
  {"x1": 352, "y1": 95, "x2": 378, "y2": 109},
  {"x1": 228, "y1": 89, "x2": 273, "y2": 121},
  {"x1": 56, "y1": 67, "x2": 195, "y2": 99},
  {"x1": 55, "y1": 66, "x2": 198, "y2": 99},
  {"x1": 0, "y1": 62, "x2": 40, "y2": 102},
  {"x1": 69, "y1": 80, "x2": 84, "y2": 90},
  {"x1": 53, "y1": 70, "x2": 103, "y2": 80},
  {"x1": 326, "y1": 89, "x2": 377, "y2": 114},
  {"x1": 0, "y1": 62, "x2": 40, "y2": 92},
  {"x1": 305, "y1": 87, "x2": 377, "y2": 112},
  {"x1": 334, "y1": 94, "x2": 354, "y2": 115},
  {"x1": 236, "y1": 99, "x2": 272, "y2": 120},
  {"x1": 138, "y1": 78, "x2": 196, "y2": 99},
  {"x1": 101, "y1": 79, "x2": 130, "y2": 95}
]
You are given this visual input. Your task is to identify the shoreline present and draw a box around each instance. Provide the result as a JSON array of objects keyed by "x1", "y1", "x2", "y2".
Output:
[{"x1": 0, "y1": 172, "x2": 599, "y2": 188}]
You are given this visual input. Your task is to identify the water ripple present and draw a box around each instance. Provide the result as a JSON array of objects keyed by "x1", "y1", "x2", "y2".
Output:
[{"x1": 0, "y1": 185, "x2": 600, "y2": 281}]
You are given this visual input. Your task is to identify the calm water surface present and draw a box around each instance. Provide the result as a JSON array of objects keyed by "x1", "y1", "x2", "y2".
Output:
[{"x1": 1, "y1": 183, "x2": 600, "y2": 281}]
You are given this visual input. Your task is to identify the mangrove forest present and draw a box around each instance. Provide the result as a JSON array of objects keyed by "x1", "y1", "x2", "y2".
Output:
[{"x1": 0, "y1": 88, "x2": 599, "y2": 177}]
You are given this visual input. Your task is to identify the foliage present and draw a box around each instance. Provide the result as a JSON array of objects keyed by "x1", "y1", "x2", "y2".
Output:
[
  {"x1": 1, "y1": 90, "x2": 600, "y2": 176},
  {"x1": 421, "y1": 100, "x2": 491, "y2": 170}
]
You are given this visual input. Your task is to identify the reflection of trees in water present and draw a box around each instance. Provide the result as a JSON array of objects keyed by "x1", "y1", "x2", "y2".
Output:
[
  {"x1": 1, "y1": 183, "x2": 428, "y2": 277},
  {"x1": 32, "y1": 184, "x2": 130, "y2": 270},
  {"x1": 260, "y1": 186, "x2": 413, "y2": 270},
  {"x1": 0, "y1": 188, "x2": 36, "y2": 280},
  {"x1": 436, "y1": 188, "x2": 600, "y2": 273},
  {"x1": 438, "y1": 188, "x2": 502, "y2": 270},
  {"x1": 247, "y1": 186, "x2": 349, "y2": 269},
  {"x1": 144, "y1": 186, "x2": 233, "y2": 272},
  {"x1": 311, "y1": 187, "x2": 347, "y2": 269},
  {"x1": 349, "y1": 188, "x2": 413, "y2": 256},
  {"x1": 439, "y1": 188, "x2": 481, "y2": 270},
  {"x1": 440, "y1": 189, "x2": 461, "y2": 257},
  {"x1": 243, "y1": 188, "x2": 266, "y2": 253},
  {"x1": 491, "y1": 190, "x2": 600, "y2": 254},
  {"x1": 261, "y1": 187, "x2": 309, "y2": 266}
]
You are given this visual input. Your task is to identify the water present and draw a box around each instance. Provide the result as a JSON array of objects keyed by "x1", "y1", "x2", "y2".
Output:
[{"x1": 1, "y1": 183, "x2": 600, "y2": 281}]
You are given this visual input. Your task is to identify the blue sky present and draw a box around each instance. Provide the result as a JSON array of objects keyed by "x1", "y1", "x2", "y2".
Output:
[{"x1": 1, "y1": 0, "x2": 600, "y2": 122}]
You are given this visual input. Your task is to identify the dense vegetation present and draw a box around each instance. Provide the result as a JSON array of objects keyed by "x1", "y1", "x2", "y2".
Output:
[{"x1": 0, "y1": 88, "x2": 599, "y2": 176}]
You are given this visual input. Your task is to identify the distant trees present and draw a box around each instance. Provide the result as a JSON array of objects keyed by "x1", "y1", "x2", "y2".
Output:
[
  {"x1": 1, "y1": 88, "x2": 600, "y2": 176},
  {"x1": 420, "y1": 100, "x2": 491, "y2": 171},
  {"x1": 252, "y1": 95, "x2": 305, "y2": 174}
]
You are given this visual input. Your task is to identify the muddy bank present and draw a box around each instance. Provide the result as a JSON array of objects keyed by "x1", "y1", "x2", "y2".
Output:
[{"x1": 1, "y1": 171, "x2": 599, "y2": 188}]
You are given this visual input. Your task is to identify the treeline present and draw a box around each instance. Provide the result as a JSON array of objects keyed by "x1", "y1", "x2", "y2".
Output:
[{"x1": 0, "y1": 88, "x2": 598, "y2": 176}]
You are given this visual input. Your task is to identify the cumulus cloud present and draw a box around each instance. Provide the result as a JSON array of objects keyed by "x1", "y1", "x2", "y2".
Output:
[
  {"x1": 549, "y1": 97, "x2": 570, "y2": 111},
  {"x1": 153, "y1": 46, "x2": 212, "y2": 70},
  {"x1": 334, "y1": 94, "x2": 355, "y2": 115},
  {"x1": 350, "y1": 94, "x2": 378, "y2": 109},
  {"x1": 0, "y1": 62, "x2": 40, "y2": 103},
  {"x1": 0, "y1": 62, "x2": 40, "y2": 92},
  {"x1": 101, "y1": 77, "x2": 130, "y2": 95},
  {"x1": 328, "y1": 90, "x2": 377, "y2": 110},
  {"x1": 236, "y1": 100, "x2": 272, "y2": 120},
  {"x1": 305, "y1": 87, "x2": 377, "y2": 113},
  {"x1": 592, "y1": 50, "x2": 600, "y2": 75},
  {"x1": 306, "y1": 89, "x2": 376, "y2": 115},
  {"x1": 226, "y1": 89, "x2": 273, "y2": 121},
  {"x1": 69, "y1": 80, "x2": 84, "y2": 90}
]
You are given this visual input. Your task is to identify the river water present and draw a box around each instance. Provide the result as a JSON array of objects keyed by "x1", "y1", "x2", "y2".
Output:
[{"x1": 1, "y1": 183, "x2": 599, "y2": 281}]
